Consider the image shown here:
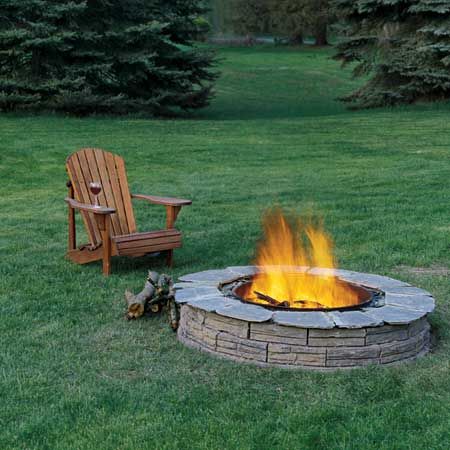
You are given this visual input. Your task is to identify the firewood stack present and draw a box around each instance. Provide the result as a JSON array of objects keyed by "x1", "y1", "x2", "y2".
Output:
[{"x1": 125, "y1": 271, "x2": 179, "y2": 330}]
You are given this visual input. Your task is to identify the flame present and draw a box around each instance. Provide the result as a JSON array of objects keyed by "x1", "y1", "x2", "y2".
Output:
[{"x1": 246, "y1": 208, "x2": 361, "y2": 309}]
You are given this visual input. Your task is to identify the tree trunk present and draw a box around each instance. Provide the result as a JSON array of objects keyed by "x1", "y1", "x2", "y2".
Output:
[
  {"x1": 314, "y1": 24, "x2": 328, "y2": 46},
  {"x1": 290, "y1": 31, "x2": 304, "y2": 45}
]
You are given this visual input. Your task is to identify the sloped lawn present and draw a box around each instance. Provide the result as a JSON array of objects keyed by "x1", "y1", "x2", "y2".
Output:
[{"x1": 1, "y1": 46, "x2": 449, "y2": 449}]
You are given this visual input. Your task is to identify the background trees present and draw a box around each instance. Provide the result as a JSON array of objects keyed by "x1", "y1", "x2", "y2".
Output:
[
  {"x1": 229, "y1": 0, "x2": 333, "y2": 45},
  {"x1": 0, "y1": 0, "x2": 216, "y2": 115},
  {"x1": 231, "y1": 0, "x2": 272, "y2": 41},
  {"x1": 229, "y1": 0, "x2": 450, "y2": 108},
  {"x1": 334, "y1": 0, "x2": 450, "y2": 107},
  {"x1": 270, "y1": 0, "x2": 332, "y2": 45}
]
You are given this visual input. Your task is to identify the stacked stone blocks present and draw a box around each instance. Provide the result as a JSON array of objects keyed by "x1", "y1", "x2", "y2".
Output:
[
  {"x1": 178, "y1": 304, "x2": 431, "y2": 369},
  {"x1": 176, "y1": 267, "x2": 435, "y2": 370}
]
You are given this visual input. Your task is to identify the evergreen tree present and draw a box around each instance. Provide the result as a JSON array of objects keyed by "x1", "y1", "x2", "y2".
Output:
[
  {"x1": 334, "y1": 0, "x2": 450, "y2": 108},
  {"x1": 0, "y1": 0, "x2": 217, "y2": 115}
]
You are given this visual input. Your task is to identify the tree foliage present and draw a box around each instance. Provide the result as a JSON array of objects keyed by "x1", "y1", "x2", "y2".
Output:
[
  {"x1": 231, "y1": 0, "x2": 333, "y2": 45},
  {"x1": 270, "y1": 0, "x2": 332, "y2": 45},
  {"x1": 0, "y1": 0, "x2": 217, "y2": 115},
  {"x1": 231, "y1": 0, "x2": 272, "y2": 38},
  {"x1": 334, "y1": 0, "x2": 450, "y2": 108}
]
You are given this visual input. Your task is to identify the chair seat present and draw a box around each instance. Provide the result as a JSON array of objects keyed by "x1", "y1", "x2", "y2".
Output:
[{"x1": 113, "y1": 229, "x2": 182, "y2": 256}]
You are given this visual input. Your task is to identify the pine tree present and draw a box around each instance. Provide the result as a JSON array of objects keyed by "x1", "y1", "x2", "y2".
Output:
[
  {"x1": 334, "y1": 0, "x2": 450, "y2": 108},
  {"x1": 0, "y1": 0, "x2": 217, "y2": 115}
]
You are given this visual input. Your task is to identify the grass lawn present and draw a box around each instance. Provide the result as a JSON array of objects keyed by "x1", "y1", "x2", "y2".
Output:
[{"x1": 1, "y1": 46, "x2": 450, "y2": 450}]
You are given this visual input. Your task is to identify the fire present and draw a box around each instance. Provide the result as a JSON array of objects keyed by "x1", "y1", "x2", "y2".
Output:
[{"x1": 246, "y1": 208, "x2": 361, "y2": 309}]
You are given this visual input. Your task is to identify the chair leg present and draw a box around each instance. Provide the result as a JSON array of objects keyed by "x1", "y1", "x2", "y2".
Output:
[
  {"x1": 102, "y1": 241, "x2": 111, "y2": 276},
  {"x1": 165, "y1": 205, "x2": 180, "y2": 270},
  {"x1": 102, "y1": 231, "x2": 111, "y2": 276},
  {"x1": 166, "y1": 249, "x2": 173, "y2": 268},
  {"x1": 67, "y1": 181, "x2": 76, "y2": 251},
  {"x1": 98, "y1": 216, "x2": 112, "y2": 276}
]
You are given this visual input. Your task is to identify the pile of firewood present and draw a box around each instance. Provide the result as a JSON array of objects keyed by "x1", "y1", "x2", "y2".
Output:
[{"x1": 125, "y1": 271, "x2": 179, "y2": 330}]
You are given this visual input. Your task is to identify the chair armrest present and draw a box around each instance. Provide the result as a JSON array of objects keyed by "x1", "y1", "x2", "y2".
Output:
[
  {"x1": 131, "y1": 194, "x2": 192, "y2": 207},
  {"x1": 65, "y1": 198, "x2": 116, "y2": 215}
]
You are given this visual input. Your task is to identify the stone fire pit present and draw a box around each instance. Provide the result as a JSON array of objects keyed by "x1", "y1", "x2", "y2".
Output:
[{"x1": 175, "y1": 266, "x2": 435, "y2": 370}]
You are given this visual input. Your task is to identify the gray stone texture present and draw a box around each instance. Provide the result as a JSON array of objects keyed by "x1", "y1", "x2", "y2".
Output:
[
  {"x1": 366, "y1": 328, "x2": 409, "y2": 345},
  {"x1": 363, "y1": 305, "x2": 427, "y2": 325},
  {"x1": 226, "y1": 266, "x2": 260, "y2": 277},
  {"x1": 309, "y1": 328, "x2": 366, "y2": 338},
  {"x1": 408, "y1": 318, "x2": 431, "y2": 337},
  {"x1": 215, "y1": 302, "x2": 273, "y2": 323},
  {"x1": 308, "y1": 336, "x2": 366, "y2": 347},
  {"x1": 175, "y1": 286, "x2": 222, "y2": 304},
  {"x1": 216, "y1": 332, "x2": 268, "y2": 362},
  {"x1": 250, "y1": 322, "x2": 307, "y2": 346},
  {"x1": 340, "y1": 273, "x2": 411, "y2": 290},
  {"x1": 268, "y1": 341, "x2": 326, "y2": 367},
  {"x1": 383, "y1": 286, "x2": 433, "y2": 297},
  {"x1": 178, "y1": 305, "x2": 431, "y2": 369},
  {"x1": 178, "y1": 269, "x2": 237, "y2": 284},
  {"x1": 187, "y1": 295, "x2": 236, "y2": 312},
  {"x1": 384, "y1": 294, "x2": 435, "y2": 313},
  {"x1": 329, "y1": 310, "x2": 383, "y2": 328},
  {"x1": 326, "y1": 358, "x2": 379, "y2": 368},
  {"x1": 327, "y1": 345, "x2": 381, "y2": 360},
  {"x1": 273, "y1": 311, "x2": 335, "y2": 329},
  {"x1": 204, "y1": 313, "x2": 249, "y2": 338}
]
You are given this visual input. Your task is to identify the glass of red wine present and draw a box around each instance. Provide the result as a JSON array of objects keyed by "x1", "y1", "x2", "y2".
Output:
[{"x1": 89, "y1": 181, "x2": 102, "y2": 208}]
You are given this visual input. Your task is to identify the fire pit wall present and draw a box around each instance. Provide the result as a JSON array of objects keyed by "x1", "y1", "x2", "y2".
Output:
[{"x1": 175, "y1": 267, "x2": 435, "y2": 370}]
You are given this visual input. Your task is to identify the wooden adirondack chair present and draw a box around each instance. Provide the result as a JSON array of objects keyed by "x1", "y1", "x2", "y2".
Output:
[{"x1": 65, "y1": 148, "x2": 192, "y2": 275}]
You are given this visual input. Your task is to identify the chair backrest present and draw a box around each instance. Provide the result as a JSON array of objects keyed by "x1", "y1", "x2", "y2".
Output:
[{"x1": 66, "y1": 148, "x2": 137, "y2": 246}]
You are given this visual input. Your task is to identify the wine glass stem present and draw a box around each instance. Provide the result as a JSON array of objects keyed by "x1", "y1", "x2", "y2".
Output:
[{"x1": 94, "y1": 195, "x2": 99, "y2": 207}]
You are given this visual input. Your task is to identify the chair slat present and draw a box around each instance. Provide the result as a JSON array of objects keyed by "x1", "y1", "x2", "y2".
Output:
[
  {"x1": 83, "y1": 149, "x2": 110, "y2": 222},
  {"x1": 114, "y1": 154, "x2": 136, "y2": 234},
  {"x1": 104, "y1": 151, "x2": 129, "y2": 235},
  {"x1": 113, "y1": 229, "x2": 181, "y2": 243},
  {"x1": 67, "y1": 154, "x2": 101, "y2": 245},
  {"x1": 113, "y1": 229, "x2": 182, "y2": 255},
  {"x1": 93, "y1": 149, "x2": 123, "y2": 236},
  {"x1": 115, "y1": 235, "x2": 181, "y2": 250},
  {"x1": 76, "y1": 152, "x2": 104, "y2": 244},
  {"x1": 118, "y1": 241, "x2": 182, "y2": 256}
]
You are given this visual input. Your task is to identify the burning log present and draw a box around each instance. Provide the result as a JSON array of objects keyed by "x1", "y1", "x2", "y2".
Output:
[
  {"x1": 254, "y1": 290, "x2": 327, "y2": 309},
  {"x1": 254, "y1": 291, "x2": 290, "y2": 308},
  {"x1": 293, "y1": 299, "x2": 327, "y2": 309},
  {"x1": 254, "y1": 290, "x2": 279, "y2": 305}
]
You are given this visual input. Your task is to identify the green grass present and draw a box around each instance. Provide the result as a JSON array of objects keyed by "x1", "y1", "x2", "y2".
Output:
[{"x1": 1, "y1": 45, "x2": 450, "y2": 450}]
